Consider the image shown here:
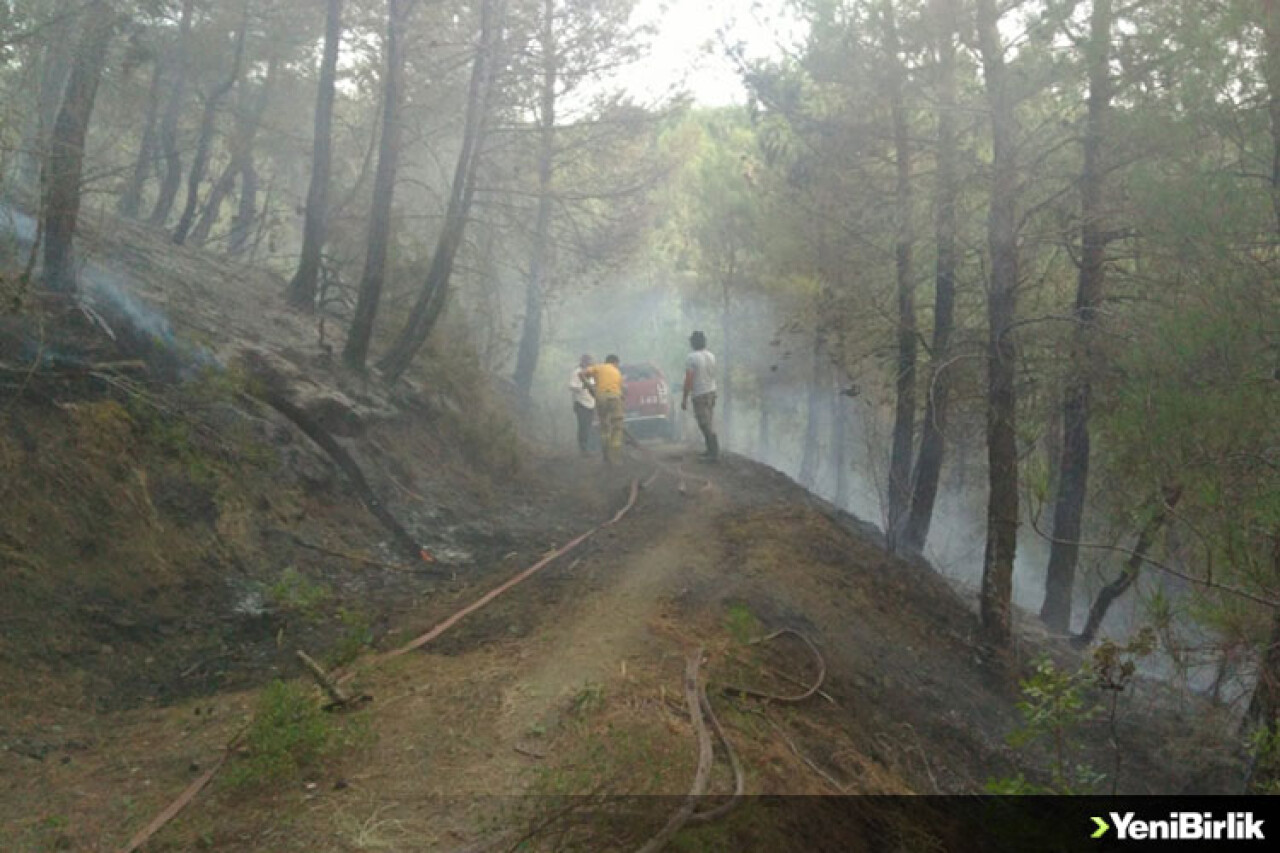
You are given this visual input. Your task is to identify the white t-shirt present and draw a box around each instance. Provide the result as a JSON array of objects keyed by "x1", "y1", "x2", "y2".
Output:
[
  {"x1": 685, "y1": 349, "x2": 716, "y2": 396},
  {"x1": 570, "y1": 366, "x2": 595, "y2": 409}
]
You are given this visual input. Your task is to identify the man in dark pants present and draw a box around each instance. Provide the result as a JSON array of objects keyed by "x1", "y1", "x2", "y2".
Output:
[
  {"x1": 569, "y1": 353, "x2": 596, "y2": 454},
  {"x1": 681, "y1": 331, "x2": 719, "y2": 462}
]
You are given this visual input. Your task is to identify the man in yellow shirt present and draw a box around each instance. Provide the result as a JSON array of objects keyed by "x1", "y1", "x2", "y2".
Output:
[{"x1": 580, "y1": 354, "x2": 625, "y2": 464}]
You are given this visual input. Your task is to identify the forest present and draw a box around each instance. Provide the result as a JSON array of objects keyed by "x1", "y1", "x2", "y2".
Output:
[{"x1": 1, "y1": 0, "x2": 1279, "y2": 847}]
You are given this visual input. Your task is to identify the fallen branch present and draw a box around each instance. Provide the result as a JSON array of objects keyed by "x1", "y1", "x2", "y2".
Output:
[
  {"x1": 272, "y1": 529, "x2": 425, "y2": 573},
  {"x1": 244, "y1": 384, "x2": 430, "y2": 564},
  {"x1": 718, "y1": 629, "x2": 827, "y2": 703},
  {"x1": 296, "y1": 649, "x2": 352, "y2": 708},
  {"x1": 636, "y1": 648, "x2": 713, "y2": 853}
]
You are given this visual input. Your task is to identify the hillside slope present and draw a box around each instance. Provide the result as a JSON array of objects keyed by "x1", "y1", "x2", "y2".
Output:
[{"x1": 0, "y1": 216, "x2": 1248, "y2": 851}]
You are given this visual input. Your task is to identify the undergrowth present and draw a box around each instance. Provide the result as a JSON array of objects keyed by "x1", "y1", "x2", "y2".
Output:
[{"x1": 222, "y1": 680, "x2": 369, "y2": 791}]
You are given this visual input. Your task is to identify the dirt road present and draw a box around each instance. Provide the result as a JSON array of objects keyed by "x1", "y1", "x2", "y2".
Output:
[{"x1": 0, "y1": 447, "x2": 1242, "y2": 851}]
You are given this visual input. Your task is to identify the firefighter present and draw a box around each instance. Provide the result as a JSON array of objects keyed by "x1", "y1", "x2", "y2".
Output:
[{"x1": 580, "y1": 354, "x2": 625, "y2": 465}]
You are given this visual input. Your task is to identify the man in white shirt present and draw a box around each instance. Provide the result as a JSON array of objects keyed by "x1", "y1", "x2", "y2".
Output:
[
  {"x1": 681, "y1": 331, "x2": 719, "y2": 462},
  {"x1": 569, "y1": 354, "x2": 597, "y2": 455}
]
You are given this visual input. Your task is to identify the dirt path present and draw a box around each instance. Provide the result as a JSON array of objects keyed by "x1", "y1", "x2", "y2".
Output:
[{"x1": 0, "y1": 448, "x2": 1245, "y2": 851}]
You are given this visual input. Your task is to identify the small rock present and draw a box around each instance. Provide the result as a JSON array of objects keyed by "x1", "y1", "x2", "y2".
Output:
[{"x1": 334, "y1": 779, "x2": 348, "y2": 790}]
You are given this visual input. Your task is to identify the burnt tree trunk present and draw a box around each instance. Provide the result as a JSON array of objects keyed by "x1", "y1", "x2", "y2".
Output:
[
  {"x1": 343, "y1": 0, "x2": 409, "y2": 371},
  {"x1": 41, "y1": 1, "x2": 114, "y2": 294},
  {"x1": 798, "y1": 326, "x2": 824, "y2": 491},
  {"x1": 229, "y1": 159, "x2": 259, "y2": 255},
  {"x1": 172, "y1": 4, "x2": 249, "y2": 245},
  {"x1": 191, "y1": 54, "x2": 278, "y2": 246},
  {"x1": 832, "y1": 363, "x2": 850, "y2": 508},
  {"x1": 15, "y1": 0, "x2": 76, "y2": 189},
  {"x1": 118, "y1": 50, "x2": 165, "y2": 217},
  {"x1": 1074, "y1": 488, "x2": 1181, "y2": 646},
  {"x1": 977, "y1": 0, "x2": 1020, "y2": 646},
  {"x1": 1041, "y1": 0, "x2": 1113, "y2": 634},
  {"x1": 287, "y1": 0, "x2": 344, "y2": 309},
  {"x1": 902, "y1": 0, "x2": 959, "y2": 556},
  {"x1": 511, "y1": 0, "x2": 558, "y2": 407},
  {"x1": 377, "y1": 0, "x2": 503, "y2": 381},
  {"x1": 148, "y1": 0, "x2": 196, "y2": 227},
  {"x1": 884, "y1": 0, "x2": 917, "y2": 554},
  {"x1": 720, "y1": 269, "x2": 734, "y2": 445}
]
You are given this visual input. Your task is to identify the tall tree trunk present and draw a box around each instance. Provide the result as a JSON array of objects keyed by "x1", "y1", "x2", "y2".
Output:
[
  {"x1": 377, "y1": 0, "x2": 503, "y2": 381},
  {"x1": 148, "y1": 0, "x2": 196, "y2": 227},
  {"x1": 118, "y1": 58, "x2": 166, "y2": 218},
  {"x1": 229, "y1": 158, "x2": 259, "y2": 255},
  {"x1": 191, "y1": 54, "x2": 278, "y2": 246},
  {"x1": 287, "y1": 0, "x2": 344, "y2": 309},
  {"x1": 511, "y1": 0, "x2": 558, "y2": 406},
  {"x1": 15, "y1": 0, "x2": 76, "y2": 189},
  {"x1": 1264, "y1": 0, "x2": 1280, "y2": 235},
  {"x1": 833, "y1": 364, "x2": 849, "y2": 508},
  {"x1": 173, "y1": 4, "x2": 249, "y2": 245},
  {"x1": 1074, "y1": 487, "x2": 1181, "y2": 646},
  {"x1": 190, "y1": 161, "x2": 236, "y2": 245},
  {"x1": 41, "y1": 1, "x2": 114, "y2": 294},
  {"x1": 1247, "y1": 0, "x2": 1280, "y2": 794},
  {"x1": 884, "y1": 0, "x2": 916, "y2": 553},
  {"x1": 902, "y1": 0, "x2": 959, "y2": 556},
  {"x1": 976, "y1": 0, "x2": 1020, "y2": 646},
  {"x1": 720, "y1": 272, "x2": 734, "y2": 445},
  {"x1": 798, "y1": 327, "x2": 824, "y2": 490},
  {"x1": 1040, "y1": 0, "x2": 1113, "y2": 634},
  {"x1": 343, "y1": 0, "x2": 409, "y2": 370}
]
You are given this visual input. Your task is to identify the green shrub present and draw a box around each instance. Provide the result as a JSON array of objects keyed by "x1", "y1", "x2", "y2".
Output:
[{"x1": 225, "y1": 681, "x2": 333, "y2": 790}]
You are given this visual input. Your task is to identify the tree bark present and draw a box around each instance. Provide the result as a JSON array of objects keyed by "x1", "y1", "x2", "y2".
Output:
[
  {"x1": 976, "y1": 0, "x2": 1020, "y2": 646},
  {"x1": 798, "y1": 326, "x2": 824, "y2": 491},
  {"x1": 118, "y1": 55, "x2": 165, "y2": 218},
  {"x1": 832, "y1": 363, "x2": 849, "y2": 508},
  {"x1": 229, "y1": 158, "x2": 259, "y2": 255},
  {"x1": 376, "y1": 0, "x2": 503, "y2": 381},
  {"x1": 41, "y1": 1, "x2": 114, "y2": 294},
  {"x1": 190, "y1": 54, "x2": 278, "y2": 246},
  {"x1": 287, "y1": 0, "x2": 344, "y2": 309},
  {"x1": 1264, "y1": 0, "x2": 1280, "y2": 234},
  {"x1": 1074, "y1": 487, "x2": 1181, "y2": 646},
  {"x1": 902, "y1": 0, "x2": 959, "y2": 556},
  {"x1": 15, "y1": 0, "x2": 76, "y2": 189},
  {"x1": 884, "y1": 0, "x2": 916, "y2": 554},
  {"x1": 172, "y1": 3, "x2": 249, "y2": 245},
  {"x1": 1040, "y1": 0, "x2": 1113, "y2": 634},
  {"x1": 511, "y1": 0, "x2": 558, "y2": 407},
  {"x1": 343, "y1": 0, "x2": 409, "y2": 371},
  {"x1": 148, "y1": 0, "x2": 196, "y2": 227}
]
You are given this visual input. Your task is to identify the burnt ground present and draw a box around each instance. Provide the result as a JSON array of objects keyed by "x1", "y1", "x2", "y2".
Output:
[
  {"x1": 0, "y1": 214, "x2": 1252, "y2": 851},
  {"x1": 0, "y1": 439, "x2": 1249, "y2": 851}
]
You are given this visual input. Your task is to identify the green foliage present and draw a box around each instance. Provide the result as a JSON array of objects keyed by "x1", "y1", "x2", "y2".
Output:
[
  {"x1": 267, "y1": 566, "x2": 332, "y2": 618},
  {"x1": 325, "y1": 608, "x2": 373, "y2": 669},
  {"x1": 723, "y1": 602, "x2": 762, "y2": 645},
  {"x1": 224, "y1": 681, "x2": 333, "y2": 790},
  {"x1": 988, "y1": 655, "x2": 1101, "y2": 794},
  {"x1": 1246, "y1": 726, "x2": 1280, "y2": 794},
  {"x1": 568, "y1": 681, "x2": 606, "y2": 719}
]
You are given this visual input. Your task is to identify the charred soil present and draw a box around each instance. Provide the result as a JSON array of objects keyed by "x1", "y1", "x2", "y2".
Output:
[{"x1": 0, "y1": 217, "x2": 1249, "y2": 851}]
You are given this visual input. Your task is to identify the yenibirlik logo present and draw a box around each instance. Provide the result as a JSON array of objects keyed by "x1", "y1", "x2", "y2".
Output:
[{"x1": 1091, "y1": 812, "x2": 1265, "y2": 841}]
